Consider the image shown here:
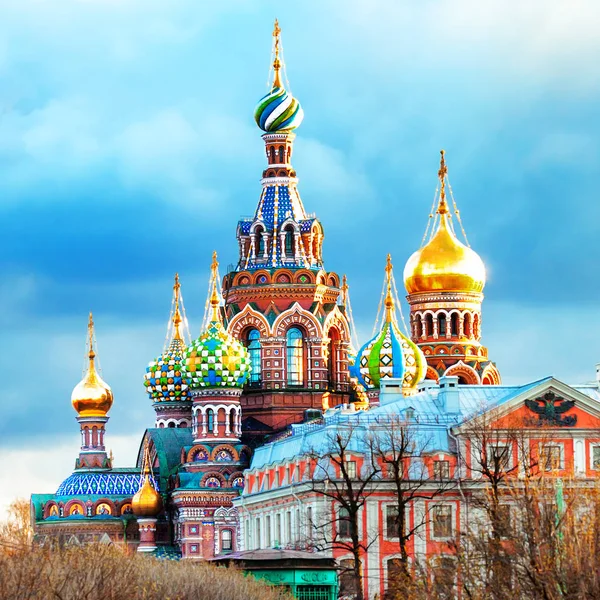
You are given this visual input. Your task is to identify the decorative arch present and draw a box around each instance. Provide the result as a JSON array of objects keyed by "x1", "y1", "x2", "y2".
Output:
[
  {"x1": 65, "y1": 500, "x2": 85, "y2": 517},
  {"x1": 450, "y1": 345, "x2": 464, "y2": 356},
  {"x1": 444, "y1": 361, "x2": 481, "y2": 385},
  {"x1": 252, "y1": 269, "x2": 272, "y2": 285},
  {"x1": 273, "y1": 303, "x2": 322, "y2": 337},
  {"x1": 425, "y1": 366, "x2": 439, "y2": 382},
  {"x1": 315, "y1": 270, "x2": 327, "y2": 286},
  {"x1": 293, "y1": 269, "x2": 315, "y2": 284},
  {"x1": 120, "y1": 503, "x2": 133, "y2": 515},
  {"x1": 322, "y1": 305, "x2": 351, "y2": 342},
  {"x1": 463, "y1": 312, "x2": 472, "y2": 338},
  {"x1": 44, "y1": 502, "x2": 59, "y2": 519},
  {"x1": 93, "y1": 500, "x2": 114, "y2": 516},
  {"x1": 227, "y1": 304, "x2": 271, "y2": 338},
  {"x1": 326, "y1": 273, "x2": 340, "y2": 288},
  {"x1": 186, "y1": 444, "x2": 211, "y2": 463},
  {"x1": 228, "y1": 471, "x2": 245, "y2": 489},
  {"x1": 211, "y1": 444, "x2": 239, "y2": 462},
  {"x1": 481, "y1": 363, "x2": 502, "y2": 385},
  {"x1": 275, "y1": 269, "x2": 293, "y2": 284},
  {"x1": 232, "y1": 273, "x2": 251, "y2": 287},
  {"x1": 201, "y1": 472, "x2": 226, "y2": 488}
]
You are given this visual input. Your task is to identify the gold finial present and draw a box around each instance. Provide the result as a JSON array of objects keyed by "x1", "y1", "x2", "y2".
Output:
[
  {"x1": 172, "y1": 273, "x2": 183, "y2": 341},
  {"x1": 384, "y1": 254, "x2": 395, "y2": 323},
  {"x1": 209, "y1": 251, "x2": 221, "y2": 322},
  {"x1": 341, "y1": 274, "x2": 349, "y2": 308},
  {"x1": 436, "y1": 149, "x2": 449, "y2": 215},
  {"x1": 87, "y1": 311, "x2": 95, "y2": 361},
  {"x1": 272, "y1": 19, "x2": 282, "y2": 89}
]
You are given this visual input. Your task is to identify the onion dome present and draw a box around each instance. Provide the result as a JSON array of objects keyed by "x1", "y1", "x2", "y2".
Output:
[
  {"x1": 71, "y1": 313, "x2": 114, "y2": 417},
  {"x1": 184, "y1": 252, "x2": 251, "y2": 389},
  {"x1": 357, "y1": 256, "x2": 426, "y2": 394},
  {"x1": 254, "y1": 19, "x2": 304, "y2": 133},
  {"x1": 144, "y1": 274, "x2": 191, "y2": 402},
  {"x1": 404, "y1": 151, "x2": 486, "y2": 295},
  {"x1": 132, "y1": 474, "x2": 162, "y2": 517}
]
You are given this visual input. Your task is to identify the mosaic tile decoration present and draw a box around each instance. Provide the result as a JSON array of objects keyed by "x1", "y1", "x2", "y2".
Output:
[
  {"x1": 144, "y1": 338, "x2": 191, "y2": 402},
  {"x1": 184, "y1": 320, "x2": 251, "y2": 389},
  {"x1": 357, "y1": 320, "x2": 425, "y2": 392},
  {"x1": 56, "y1": 472, "x2": 158, "y2": 496}
]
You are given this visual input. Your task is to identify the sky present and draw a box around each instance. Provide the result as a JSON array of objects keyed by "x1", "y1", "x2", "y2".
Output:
[{"x1": 1, "y1": 0, "x2": 599, "y2": 515}]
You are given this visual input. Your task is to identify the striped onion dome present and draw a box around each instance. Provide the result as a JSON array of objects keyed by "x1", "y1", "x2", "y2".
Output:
[{"x1": 255, "y1": 86, "x2": 304, "y2": 132}]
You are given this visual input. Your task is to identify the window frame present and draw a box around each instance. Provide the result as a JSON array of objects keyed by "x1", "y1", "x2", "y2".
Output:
[
  {"x1": 286, "y1": 327, "x2": 304, "y2": 386},
  {"x1": 540, "y1": 443, "x2": 564, "y2": 472},
  {"x1": 433, "y1": 459, "x2": 450, "y2": 480},
  {"x1": 337, "y1": 506, "x2": 352, "y2": 539},
  {"x1": 431, "y1": 504, "x2": 454, "y2": 540},
  {"x1": 591, "y1": 444, "x2": 600, "y2": 470}
]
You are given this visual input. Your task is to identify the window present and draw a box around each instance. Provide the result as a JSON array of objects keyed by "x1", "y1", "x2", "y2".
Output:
[
  {"x1": 338, "y1": 506, "x2": 351, "y2": 538},
  {"x1": 345, "y1": 460, "x2": 357, "y2": 479},
  {"x1": 286, "y1": 328, "x2": 304, "y2": 385},
  {"x1": 255, "y1": 518, "x2": 261, "y2": 549},
  {"x1": 284, "y1": 226, "x2": 295, "y2": 257},
  {"x1": 450, "y1": 313, "x2": 459, "y2": 337},
  {"x1": 433, "y1": 460, "x2": 450, "y2": 480},
  {"x1": 432, "y1": 556, "x2": 456, "y2": 597},
  {"x1": 206, "y1": 409, "x2": 214, "y2": 432},
  {"x1": 432, "y1": 505, "x2": 453, "y2": 539},
  {"x1": 593, "y1": 446, "x2": 600, "y2": 470},
  {"x1": 438, "y1": 314, "x2": 447, "y2": 338},
  {"x1": 266, "y1": 515, "x2": 272, "y2": 547},
  {"x1": 256, "y1": 228, "x2": 265, "y2": 255},
  {"x1": 275, "y1": 513, "x2": 282, "y2": 546},
  {"x1": 286, "y1": 511, "x2": 292, "y2": 544},
  {"x1": 425, "y1": 314, "x2": 434, "y2": 337},
  {"x1": 386, "y1": 505, "x2": 401, "y2": 539},
  {"x1": 246, "y1": 329, "x2": 261, "y2": 384},
  {"x1": 540, "y1": 445, "x2": 562, "y2": 471},
  {"x1": 339, "y1": 559, "x2": 358, "y2": 598},
  {"x1": 296, "y1": 586, "x2": 331, "y2": 600},
  {"x1": 228, "y1": 410, "x2": 235, "y2": 433},
  {"x1": 385, "y1": 559, "x2": 405, "y2": 599},
  {"x1": 221, "y1": 529, "x2": 232, "y2": 552},
  {"x1": 487, "y1": 444, "x2": 511, "y2": 471}
]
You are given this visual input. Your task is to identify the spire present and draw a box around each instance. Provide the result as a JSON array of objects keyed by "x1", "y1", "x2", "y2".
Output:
[
  {"x1": 436, "y1": 150, "x2": 449, "y2": 215},
  {"x1": 209, "y1": 251, "x2": 221, "y2": 323},
  {"x1": 172, "y1": 273, "x2": 183, "y2": 342},
  {"x1": 87, "y1": 311, "x2": 96, "y2": 363},
  {"x1": 272, "y1": 19, "x2": 282, "y2": 89},
  {"x1": 384, "y1": 254, "x2": 395, "y2": 323},
  {"x1": 341, "y1": 274, "x2": 349, "y2": 308}
]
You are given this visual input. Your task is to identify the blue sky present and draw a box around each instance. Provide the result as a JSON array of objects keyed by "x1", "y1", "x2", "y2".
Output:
[{"x1": 1, "y1": 0, "x2": 599, "y2": 510}]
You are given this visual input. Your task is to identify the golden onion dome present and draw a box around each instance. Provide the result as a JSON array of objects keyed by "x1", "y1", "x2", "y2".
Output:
[
  {"x1": 71, "y1": 313, "x2": 114, "y2": 417},
  {"x1": 132, "y1": 474, "x2": 162, "y2": 517},
  {"x1": 404, "y1": 151, "x2": 486, "y2": 296}
]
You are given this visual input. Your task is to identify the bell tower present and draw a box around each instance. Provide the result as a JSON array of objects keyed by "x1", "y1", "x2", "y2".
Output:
[{"x1": 223, "y1": 21, "x2": 353, "y2": 437}]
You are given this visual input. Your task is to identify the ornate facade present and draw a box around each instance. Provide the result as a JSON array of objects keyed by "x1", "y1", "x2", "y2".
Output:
[{"x1": 31, "y1": 19, "x2": 522, "y2": 573}]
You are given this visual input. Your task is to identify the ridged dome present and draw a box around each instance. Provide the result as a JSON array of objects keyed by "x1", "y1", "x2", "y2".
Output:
[
  {"x1": 357, "y1": 320, "x2": 426, "y2": 393},
  {"x1": 71, "y1": 314, "x2": 113, "y2": 417},
  {"x1": 356, "y1": 255, "x2": 426, "y2": 395},
  {"x1": 132, "y1": 474, "x2": 162, "y2": 517},
  {"x1": 184, "y1": 319, "x2": 251, "y2": 389},
  {"x1": 404, "y1": 213, "x2": 486, "y2": 295},
  {"x1": 183, "y1": 252, "x2": 251, "y2": 390},
  {"x1": 144, "y1": 338, "x2": 191, "y2": 402},
  {"x1": 255, "y1": 86, "x2": 304, "y2": 132}
]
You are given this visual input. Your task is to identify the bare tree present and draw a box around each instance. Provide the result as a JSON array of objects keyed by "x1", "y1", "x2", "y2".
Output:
[
  {"x1": 369, "y1": 415, "x2": 454, "y2": 596},
  {"x1": 305, "y1": 422, "x2": 380, "y2": 600}
]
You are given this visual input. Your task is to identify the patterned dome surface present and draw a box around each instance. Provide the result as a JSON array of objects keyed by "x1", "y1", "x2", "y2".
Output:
[
  {"x1": 255, "y1": 86, "x2": 304, "y2": 132},
  {"x1": 185, "y1": 320, "x2": 251, "y2": 389},
  {"x1": 357, "y1": 320, "x2": 426, "y2": 392},
  {"x1": 144, "y1": 338, "x2": 191, "y2": 402},
  {"x1": 56, "y1": 472, "x2": 157, "y2": 496}
]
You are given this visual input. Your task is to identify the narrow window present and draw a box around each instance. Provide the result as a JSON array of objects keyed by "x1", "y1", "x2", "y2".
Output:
[
  {"x1": 433, "y1": 460, "x2": 450, "y2": 480},
  {"x1": 244, "y1": 329, "x2": 261, "y2": 384},
  {"x1": 345, "y1": 460, "x2": 357, "y2": 479},
  {"x1": 284, "y1": 225, "x2": 295, "y2": 257},
  {"x1": 286, "y1": 328, "x2": 304, "y2": 385},
  {"x1": 221, "y1": 529, "x2": 232, "y2": 552},
  {"x1": 438, "y1": 313, "x2": 447, "y2": 338},
  {"x1": 450, "y1": 313, "x2": 459, "y2": 337},
  {"x1": 338, "y1": 506, "x2": 351, "y2": 538},
  {"x1": 593, "y1": 446, "x2": 600, "y2": 470},
  {"x1": 207, "y1": 408, "x2": 214, "y2": 432},
  {"x1": 425, "y1": 314, "x2": 434, "y2": 337},
  {"x1": 265, "y1": 515, "x2": 272, "y2": 547},
  {"x1": 386, "y1": 505, "x2": 401, "y2": 538},
  {"x1": 432, "y1": 505, "x2": 453, "y2": 538},
  {"x1": 228, "y1": 410, "x2": 235, "y2": 433}
]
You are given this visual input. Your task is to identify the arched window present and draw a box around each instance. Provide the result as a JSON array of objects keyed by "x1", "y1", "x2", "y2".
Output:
[
  {"x1": 416, "y1": 315, "x2": 424, "y2": 338},
  {"x1": 286, "y1": 327, "x2": 304, "y2": 386},
  {"x1": 284, "y1": 225, "x2": 295, "y2": 257},
  {"x1": 269, "y1": 147, "x2": 275, "y2": 164},
  {"x1": 450, "y1": 313, "x2": 459, "y2": 337},
  {"x1": 228, "y1": 409, "x2": 235, "y2": 433},
  {"x1": 207, "y1": 408, "x2": 214, "y2": 433},
  {"x1": 463, "y1": 313, "x2": 472, "y2": 338},
  {"x1": 438, "y1": 314, "x2": 447, "y2": 338},
  {"x1": 245, "y1": 329, "x2": 261, "y2": 384},
  {"x1": 473, "y1": 314, "x2": 480, "y2": 338},
  {"x1": 425, "y1": 314, "x2": 434, "y2": 337},
  {"x1": 278, "y1": 145, "x2": 285, "y2": 162},
  {"x1": 327, "y1": 328, "x2": 341, "y2": 389},
  {"x1": 221, "y1": 529, "x2": 233, "y2": 552},
  {"x1": 168, "y1": 422, "x2": 175, "y2": 428},
  {"x1": 91, "y1": 426, "x2": 98, "y2": 447},
  {"x1": 255, "y1": 227, "x2": 265, "y2": 256}
]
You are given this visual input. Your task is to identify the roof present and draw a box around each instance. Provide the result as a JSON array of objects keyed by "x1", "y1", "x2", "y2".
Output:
[
  {"x1": 55, "y1": 470, "x2": 145, "y2": 496},
  {"x1": 248, "y1": 376, "x2": 594, "y2": 472},
  {"x1": 210, "y1": 548, "x2": 335, "y2": 569}
]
